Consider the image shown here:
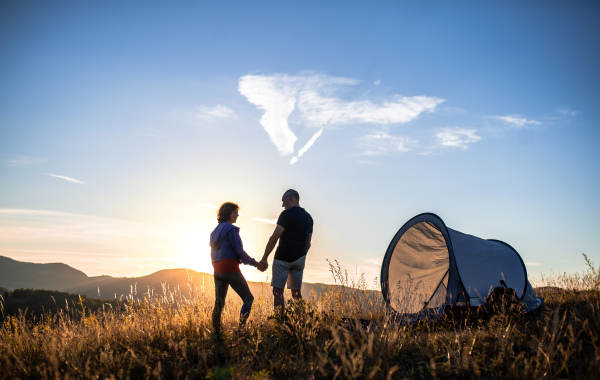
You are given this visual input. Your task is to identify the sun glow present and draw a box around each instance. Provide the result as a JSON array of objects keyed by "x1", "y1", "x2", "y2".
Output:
[
  {"x1": 172, "y1": 216, "x2": 275, "y2": 281},
  {"x1": 177, "y1": 230, "x2": 213, "y2": 274}
]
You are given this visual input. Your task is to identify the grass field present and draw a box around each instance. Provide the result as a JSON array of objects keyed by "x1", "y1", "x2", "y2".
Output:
[{"x1": 1, "y1": 256, "x2": 599, "y2": 379}]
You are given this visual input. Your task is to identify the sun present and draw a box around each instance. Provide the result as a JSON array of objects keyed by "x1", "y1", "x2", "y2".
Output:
[{"x1": 177, "y1": 230, "x2": 213, "y2": 274}]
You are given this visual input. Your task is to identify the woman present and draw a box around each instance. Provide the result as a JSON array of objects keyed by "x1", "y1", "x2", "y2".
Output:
[{"x1": 210, "y1": 202, "x2": 265, "y2": 334}]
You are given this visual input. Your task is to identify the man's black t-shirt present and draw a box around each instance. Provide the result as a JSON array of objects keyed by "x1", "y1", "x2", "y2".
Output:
[{"x1": 274, "y1": 206, "x2": 313, "y2": 263}]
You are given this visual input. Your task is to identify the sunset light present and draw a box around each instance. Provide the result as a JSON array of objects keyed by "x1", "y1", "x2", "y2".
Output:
[
  {"x1": 177, "y1": 229, "x2": 213, "y2": 275},
  {"x1": 1, "y1": 1, "x2": 598, "y2": 285},
  {"x1": 1, "y1": 2, "x2": 599, "y2": 378}
]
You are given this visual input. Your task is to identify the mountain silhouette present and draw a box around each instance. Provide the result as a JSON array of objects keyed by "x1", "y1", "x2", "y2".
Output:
[
  {"x1": 67, "y1": 268, "x2": 225, "y2": 300},
  {"x1": 0, "y1": 255, "x2": 93, "y2": 291},
  {"x1": 0, "y1": 256, "x2": 339, "y2": 300}
]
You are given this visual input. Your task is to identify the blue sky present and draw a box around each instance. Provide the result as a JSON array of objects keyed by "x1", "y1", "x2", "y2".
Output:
[{"x1": 1, "y1": 1, "x2": 599, "y2": 285}]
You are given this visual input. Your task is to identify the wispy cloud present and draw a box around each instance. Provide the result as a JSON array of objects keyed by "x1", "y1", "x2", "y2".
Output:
[
  {"x1": 45, "y1": 173, "x2": 85, "y2": 184},
  {"x1": 200, "y1": 203, "x2": 275, "y2": 224},
  {"x1": 525, "y1": 262, "x2": 543, "y2": 267},
  {"x1": 2, "y1": 156, "x2": 46, "y2": 166},
  {"x1": 492, "y1": 115, "x2": 541, "y2": 128},
  {"x1": 363, "y1": 258, "x2": 382, "y2": 266},
  {"x1": 238, "y1": 73, "x2": 444, "y2": 163},
  {"x1": 435, "y1": 128, "x2": 481, "y2": 150},
  {"x1": 541, "y1": 107, "x2": 580, "y2": 125},
  {"x1": 0, "y1": 209, "x2": 177, "y2": 277},
  {"x1": 359, "y1": 130, "x2": 417, "y2": 156},
  {"x1": 136, "y1": 127, "x2": 164, "y2": 138},
  {"x1": 299, "y1": 93, "x2": 443, "y2": 126},
  {"x1": 0, "y1": 209, "x2": 173, "y2": 243},
  {"x1": 557, "y1": 107, "x2": 579, "y2": 117},
  {"x1": 200, "y1": 203, "x2": 219, "y2": 210},
  {"x1": 195, "y1": 105, "x2": 238, "y2": 121},
  {"x1": 252, "y1": 218, "x2": 277, "y2": 225}
]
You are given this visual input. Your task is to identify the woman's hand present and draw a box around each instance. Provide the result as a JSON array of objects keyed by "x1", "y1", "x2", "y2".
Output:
[{"x1": 257, "y1": 260, "x2": 269, "y2": 272}]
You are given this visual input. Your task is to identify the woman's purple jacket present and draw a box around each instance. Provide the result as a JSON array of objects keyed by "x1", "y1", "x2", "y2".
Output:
[{"x1": 209, "y1": 222, "x2": 258, "y2": 267}]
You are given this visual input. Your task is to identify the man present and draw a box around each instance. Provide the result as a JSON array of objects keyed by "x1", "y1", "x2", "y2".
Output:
[{"x1": 259, "y1": 189, "x2": 313, "y2": 311}]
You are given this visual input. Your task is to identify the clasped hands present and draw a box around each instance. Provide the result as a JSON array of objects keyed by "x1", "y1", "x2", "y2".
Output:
[{"x1": 257, "y1": 259, "x2": 269, "y2": 272}]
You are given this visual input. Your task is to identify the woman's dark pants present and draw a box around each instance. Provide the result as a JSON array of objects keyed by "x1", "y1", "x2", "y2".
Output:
[{"x1": 212, "y1": 272, "x2": 254, "y2": 333}]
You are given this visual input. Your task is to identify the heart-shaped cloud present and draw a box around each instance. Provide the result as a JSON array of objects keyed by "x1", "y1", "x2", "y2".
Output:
[{"x1": 238, "y1": 73, "x2": 444, "y2": 163}]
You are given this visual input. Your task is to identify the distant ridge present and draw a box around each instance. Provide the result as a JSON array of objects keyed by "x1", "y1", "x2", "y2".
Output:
[
  {"x1": 0, "y1": 255, "x2": 90, "y2": 291},
  {"x1": 0, "y1": 256, "x2": 221, "y2": 299},
  {"x1": 66, "y1": 268, "x2": 218, "y2": 300},
  {"x1": 0, "y1": 256, "x2": 346, "y2": 300}
]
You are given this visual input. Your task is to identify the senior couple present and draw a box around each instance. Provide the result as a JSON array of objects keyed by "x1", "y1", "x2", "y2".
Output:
[{"x1": 209, "y1": 189, "x2": 313, "y2": 333}]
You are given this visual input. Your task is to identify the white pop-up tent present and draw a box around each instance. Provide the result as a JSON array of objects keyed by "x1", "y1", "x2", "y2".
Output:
[{"x1": 380, "y1": 213, "x2": 543, "y2": 318}]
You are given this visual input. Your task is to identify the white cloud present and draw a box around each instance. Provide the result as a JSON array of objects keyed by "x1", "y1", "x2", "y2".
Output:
[
  {"x1": 359, "y1": 130, "x2": 417, "y2": 156},
  {"x1": 238, "y1": 73, "x2": 444, "y2": 163},
  {"x1": 374, "y1": 80, "x2": 381, "y2": 86},
  {"x1": 492, "y1": 115, "x2": 541, "y2": 128},
  {"x1": 238, "y1": 74, "x2": 306, "y2": 156},
  {"x1": 45, "y1": 173, "x2": 85, "y2": 184},
  {"x1": 290, "y1": 127, "x2": 324, "y2": 165},
  {"x1": 195, "y1": 105, "x2": 238, "y2": 121},
  {"x1": 435, "y1": 128, "x2": 481, "y2": 150},
  {"x1": 299, "y1": 93, "x2": 443, "y2": 126}
]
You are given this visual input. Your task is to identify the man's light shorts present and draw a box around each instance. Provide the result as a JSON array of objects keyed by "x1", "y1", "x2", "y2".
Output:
[{"x1": 271, "y1": 255, "x2": 306, "y2": 289}]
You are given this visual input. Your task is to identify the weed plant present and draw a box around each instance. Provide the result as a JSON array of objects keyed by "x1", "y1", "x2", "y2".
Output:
[{"x1": 1, "y1": 256, "x2": 599, "y2": 379}]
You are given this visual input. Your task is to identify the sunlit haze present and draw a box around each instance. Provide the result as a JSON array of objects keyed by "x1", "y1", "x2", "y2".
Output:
[{"x1": 1, "y1": 1, "x2": 599, "y2": 285}]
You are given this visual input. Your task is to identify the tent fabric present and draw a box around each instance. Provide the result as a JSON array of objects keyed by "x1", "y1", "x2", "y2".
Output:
[
  {"x1": 386, "y1": 221, "x2": 449, "y2": 314},
  {"x1": 381, "y1": 213, "x2": 542, "y2": 317},
  {"x1": 447, "y1": 230, "x2": 527, "y2": 305}
]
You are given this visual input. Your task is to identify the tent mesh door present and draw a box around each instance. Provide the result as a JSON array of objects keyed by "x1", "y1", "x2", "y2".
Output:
[{"x1": 388, "y1": 222, "x2": 450, "y2": 314}]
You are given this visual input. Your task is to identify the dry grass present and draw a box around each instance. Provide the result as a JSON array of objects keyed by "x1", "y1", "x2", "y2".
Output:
[{"x1": 1, "y1": 256, "x2": 599, "y2": 379}]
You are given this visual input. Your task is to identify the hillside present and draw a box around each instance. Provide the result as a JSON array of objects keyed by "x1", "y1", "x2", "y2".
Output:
[
  {"x1": 1, "y1": 271, "x2": 598, "y2": 379},
  {"x1": 2, "y1": 256, "x2": 599, "y2": 378},
  {"x1": 0, "y1": 289, "x2": 120, "y2": 321},
  {"x1": 67, "y1": 268, "x2": 220, "y2": 300},
  {"x1": 0, "y1": 256, "x2": 92, "y2": 291},
  {"x1": 0, "y1": 256, "x2": 358, "y2": 301}
]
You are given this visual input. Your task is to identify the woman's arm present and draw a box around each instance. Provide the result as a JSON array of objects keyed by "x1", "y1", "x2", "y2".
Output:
[{"x1": 229, "y1": 229, "x2": 258, "y2": 267}]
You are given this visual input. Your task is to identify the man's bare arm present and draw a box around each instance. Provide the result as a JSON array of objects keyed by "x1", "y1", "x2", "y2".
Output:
[
  {"x1": 306, "y1": 233, "x2": 312, "y2": 253},
  {"x1": 261, "y1": 225, "x2": 284, "y2": 262}
]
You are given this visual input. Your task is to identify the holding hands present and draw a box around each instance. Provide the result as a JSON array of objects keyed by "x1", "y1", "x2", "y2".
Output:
[{"x1": 257, "y1": 259, "x2": 269, "y2": 272}]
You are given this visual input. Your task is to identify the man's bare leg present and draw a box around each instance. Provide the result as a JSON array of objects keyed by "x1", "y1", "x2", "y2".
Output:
[
  {"x1": 273, "y1": 287, "x2": 285, "y2": 311},
  {"x1": 291, "y1": 289, "x2": 302, "y2": 300}
]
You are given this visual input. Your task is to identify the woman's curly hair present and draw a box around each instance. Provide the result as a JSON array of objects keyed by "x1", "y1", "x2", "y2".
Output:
[{"x1": 217, "y1": 202, "x2": 239, "y2": 223}]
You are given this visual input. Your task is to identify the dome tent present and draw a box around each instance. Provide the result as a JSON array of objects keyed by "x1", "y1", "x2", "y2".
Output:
[{"x1": 380, "y1": 213, "x2": 543, "y2": 320}]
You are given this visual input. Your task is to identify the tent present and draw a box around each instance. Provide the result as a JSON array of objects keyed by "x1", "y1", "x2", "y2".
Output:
[{"x1": 380, "y1": 213, "x2": 543, "y2": 320}]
